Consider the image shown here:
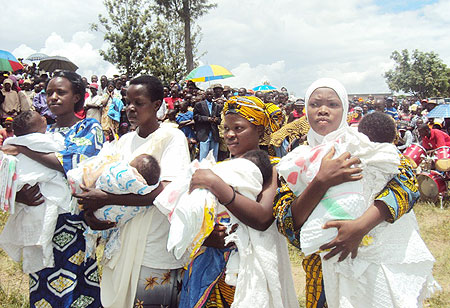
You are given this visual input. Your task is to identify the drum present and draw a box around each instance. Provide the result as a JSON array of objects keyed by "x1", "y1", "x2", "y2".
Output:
[
  {"x1": 403, "y1": 144, "x2": 426, "y2": 168},
  {"x1": 417, "y1": 171, "x2": 447, "y2": 199},
  {"x1": 435, "y1": 146, "x2": 450, "y2": 171}
]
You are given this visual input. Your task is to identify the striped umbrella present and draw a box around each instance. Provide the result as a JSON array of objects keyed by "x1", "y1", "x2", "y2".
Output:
[
  {"x1": 426, "y1": 104, "x2": 450, "y2": 118},
  {"x1": 0, "y1": 50, "x2": 24, "y2": 72},
  {"x1": 26, "y1": 52, "x2": 49, "y2": 62},
  {"x1": 185, "y1": 64, "x2": 233, "y2": 82},
  {"x1": 253, "y1": 84, "x2": 277, "y2": 92}
]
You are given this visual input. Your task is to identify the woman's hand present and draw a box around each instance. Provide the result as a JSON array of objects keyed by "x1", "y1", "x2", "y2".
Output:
[
  {"x1": 73, "y1": 184, "x2": 109, "y2": 212},
  {"x1": 84, "y1": 210, "x2": 116, "y2": 230},
  {"x1": 316, "y1": 147, "x2": 363, "y2": 189},
  {"x1": 0, "y1": 144, "x2": 22, "y2": 156},
  {"x1": 16, "y1": 184, "x2": 44, "y2": 206},
  {"x1": 203, "y1": 223, "x2": 237, "y2": 249},
  {"x1": 319, "y1": 219, "x2": 367, "y2": 262},
  {"x1": 189, "y1": 169, "x2": 221, "y2": 194}
]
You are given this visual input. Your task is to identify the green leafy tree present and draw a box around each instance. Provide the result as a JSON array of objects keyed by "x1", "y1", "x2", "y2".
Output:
[
  {"x1": 154, "y1": 0, "x2": 217, "y2": 72},
  {"x1": 143, "y1": 17, "x2": 197, "y2": 83},
  {"x1": 91, "y1": 0, "x2": 154, "y2": 77},
  {"x1": 384, "y1": 49, "x2": 450, "y2": 99}
]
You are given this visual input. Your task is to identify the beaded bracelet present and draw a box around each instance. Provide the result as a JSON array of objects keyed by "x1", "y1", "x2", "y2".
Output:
[{"x1": 222, "y1": 185, "x2": 236, "y2": 207}]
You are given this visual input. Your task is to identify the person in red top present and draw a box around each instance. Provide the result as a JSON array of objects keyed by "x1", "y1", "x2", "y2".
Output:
[
  {"x1": 163, "y1": 86, "x2": 182, "y2": 109},
  {"x1": 418, "y1": 124, "x2": 450, "y2": 150},
  {"x1": 0, "y1": 117, "x2": 14, "y2": 145},
  {"x1": 288, "y1": 99, "x2": 305, "y2": 123}
]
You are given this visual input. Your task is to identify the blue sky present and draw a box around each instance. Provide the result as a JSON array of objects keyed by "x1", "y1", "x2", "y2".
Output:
[{"x1": 375, "y1": 0, "x2": 438, "y2": 13}]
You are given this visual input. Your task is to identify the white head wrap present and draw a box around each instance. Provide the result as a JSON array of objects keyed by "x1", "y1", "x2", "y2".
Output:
[{"x1": 304, "y1": 78, "x2": 349, "y2": 147}]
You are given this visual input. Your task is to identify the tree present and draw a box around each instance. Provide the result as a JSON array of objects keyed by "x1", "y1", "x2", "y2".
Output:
[
  {"x1": 143, "y1": 17, "x2": 194, "y2": 83},
  {"x1": 153, "y1": 0, "x2": 217, "y2": 72},
  {"x1": 91, "y1": 0, "x2": 154, "y2": 77},
  {"x1": 384, "y1": 49, "x2": 450, "y2": 99}
]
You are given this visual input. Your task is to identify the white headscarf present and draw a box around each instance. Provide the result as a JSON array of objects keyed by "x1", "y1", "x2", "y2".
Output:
[{"x1": 304, "y1": 78, "x2": 349, "y2": 147}]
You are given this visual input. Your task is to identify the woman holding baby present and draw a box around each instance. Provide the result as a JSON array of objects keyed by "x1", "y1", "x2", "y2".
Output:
[
  {"x1": 0, "y1": 71, "x2": 104, "y2": 307},
  {"x1": 76, "y1": 75, "x2": 191, "y2": 308},
  {"x1": 273, "y1": 78, "x2": 437, "y2": 308},
  {"x1": 183, "y1": 96, "x2": 299, "y2": 308}
]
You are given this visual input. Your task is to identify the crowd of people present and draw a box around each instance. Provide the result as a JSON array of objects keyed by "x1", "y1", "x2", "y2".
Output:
[{"x1": 0, "y1": 68, "x2": 443, "y2": 308}]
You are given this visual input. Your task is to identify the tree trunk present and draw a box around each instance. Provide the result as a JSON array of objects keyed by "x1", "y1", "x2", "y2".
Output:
[{"x1": 183, "y1": 0, "x2": 194, "y2": 73}]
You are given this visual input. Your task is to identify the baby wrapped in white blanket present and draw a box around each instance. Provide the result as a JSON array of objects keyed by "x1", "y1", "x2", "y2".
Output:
[
  {"x1": 278, "y1": 114, "x2": 438, "y2": 307},
  {"x1": 277, "y1": 127, "x2": 400, "y2": 255},
  {"x1": 68, "y1": 151, "x2": 161, "y2": 260},
  {"x1": 0, "y1": 111, "x2": 73, "y2": 273},
  {"x1": 155, "y1": 150, "x2": 299, "y2": 308}
]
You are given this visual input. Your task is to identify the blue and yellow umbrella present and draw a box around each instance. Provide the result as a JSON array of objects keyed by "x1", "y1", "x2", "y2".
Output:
[
  {"x1": 185, "y1": 64, "x2": 233, "y2": 82},
  {"x1": 253, "y1": 84, "x2": 277, "y2": 92}
]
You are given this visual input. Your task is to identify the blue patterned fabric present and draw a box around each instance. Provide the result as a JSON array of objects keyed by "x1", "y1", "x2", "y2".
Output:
[
  {"x1": 30, "y1": 212, "x2": 102, "y2": 308},
  {"x1": 29, "y1": 118, "x2": 104, "y2": 307},
  {"x1": 48, "y1": 118, "x2": 104, "y2": 174}
]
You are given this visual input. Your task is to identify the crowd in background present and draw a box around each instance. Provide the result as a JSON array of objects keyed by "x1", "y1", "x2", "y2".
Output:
[{"x1": 2, "y1": 68, "x2": 448, "y2": 158}]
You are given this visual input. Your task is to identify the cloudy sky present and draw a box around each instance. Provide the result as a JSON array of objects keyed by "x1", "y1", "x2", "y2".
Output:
[{"x1": 3, "y1": 0, "x2": 450, "y2": 96}]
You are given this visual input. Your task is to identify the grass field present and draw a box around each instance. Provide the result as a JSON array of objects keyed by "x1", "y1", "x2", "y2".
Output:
[{"x1": 0, "y1": 201, "x2": 448, "y2": 307}]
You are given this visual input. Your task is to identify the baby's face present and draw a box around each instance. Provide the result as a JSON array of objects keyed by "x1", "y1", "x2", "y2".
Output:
[{"x1": 30, "y1": 111, "x2": 48, "y2": 134}]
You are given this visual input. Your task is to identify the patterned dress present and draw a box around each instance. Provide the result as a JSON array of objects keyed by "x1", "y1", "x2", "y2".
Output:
[
  {"x1": 29, "y1": 118, "x2": 104, "y2": 308},
  {"x1": 273, "y1": 155, "x2": 420, "y2": 308}
]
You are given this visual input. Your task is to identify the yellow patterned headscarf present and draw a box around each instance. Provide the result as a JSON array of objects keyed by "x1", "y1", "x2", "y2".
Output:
[{"x1": 223, "y1": 96, "x2": 282, "y2": 133}]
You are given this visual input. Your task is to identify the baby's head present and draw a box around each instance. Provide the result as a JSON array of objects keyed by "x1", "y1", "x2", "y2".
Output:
[
  {"x1": 129, "y1": 154, "x2": 160, "y2": 186},
  {"x1": 13, "y1": 111, "x2": 47, "y2": 136},
  {"x1": 357, "y1": 111, "x2": 396, "y2": 143},
  {"x1": 241, "y1": 149, "x2": 273, "y2": 186}
]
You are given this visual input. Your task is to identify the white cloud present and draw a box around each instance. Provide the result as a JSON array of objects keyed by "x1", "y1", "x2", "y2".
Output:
[
  {"x1": 3, "y1": 0, "x2": 450, "y2": 97},
  {"x1": 13, "y1": 31, "x2": 119, "y2": 79},
  {"x1": 196, "y1": 0, "x2": 450, "y2": 96}
]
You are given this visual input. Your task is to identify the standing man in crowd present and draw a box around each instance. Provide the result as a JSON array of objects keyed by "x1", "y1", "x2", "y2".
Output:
[
  {"x1": 385, "y1": 96, "x2": 399, "y2": 120},
  {"x1": 84, "y1": 83, "x2": 103, "y2": 122},
  {"x1": 0, "y1": 79, "x2": 20, "y2": 122},
  {"x1": 194, "y1": 88, "x2": 222, "y2": 160},
  {"x1": 33, "y1": 80, "x2": 56, "y2": 125}
]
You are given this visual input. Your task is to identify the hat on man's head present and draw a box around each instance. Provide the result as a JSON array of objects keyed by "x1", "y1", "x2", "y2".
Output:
[
  {"x1": 5, "y1": 117, "x2": 13, "y2": 123},
  {"x1": 223, "y1": 85, "x2": 231, "y2": 91},
  {"x1": 386, "y1": 96, "x2": 393, "y2": 101},
  {"x1": 212, "y1": 83, "x2": 223, "y2": 89}
]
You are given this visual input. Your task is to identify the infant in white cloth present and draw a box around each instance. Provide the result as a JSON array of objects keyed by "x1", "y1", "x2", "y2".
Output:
[
  {"x1": 277, "y1": 120, "x2": 400, "y2": 256},
  {"x1": 69, "y1": 153, "x2": 161, "y2": 260},
  {"x1": 0, "y1": 111, "x2": 73, "y2": 273},
  {"x1": 154, "y1": 149, "x2": 272, "y2": 261}
]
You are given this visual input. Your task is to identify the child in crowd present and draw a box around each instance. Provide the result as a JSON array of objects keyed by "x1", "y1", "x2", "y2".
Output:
[
  {"x1": 0, "y1": 111, "x2": 73, "y2": 273},
  {"x1": 278, "y1": 110, "x2": 438, "y2": 307},
  {"x1": 68, "y1": 153, "x2": 161, "y2": 260},
  {"x1": 163, "y1": 109, "x2": 179, "y2": 128}
]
